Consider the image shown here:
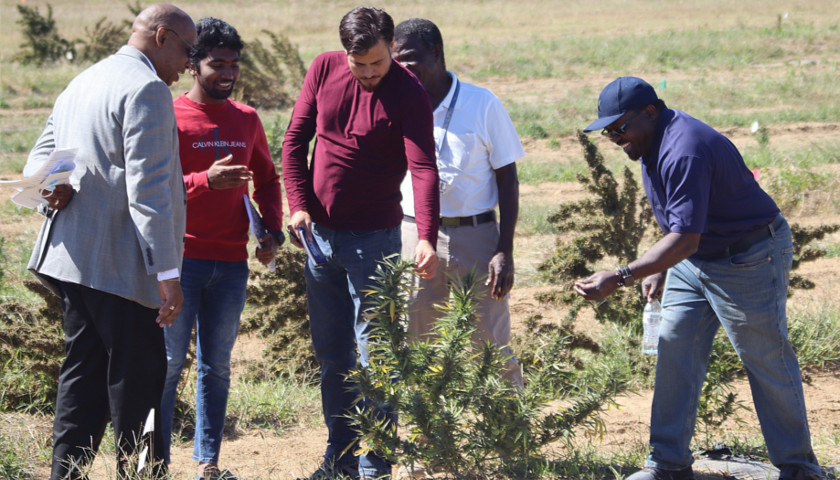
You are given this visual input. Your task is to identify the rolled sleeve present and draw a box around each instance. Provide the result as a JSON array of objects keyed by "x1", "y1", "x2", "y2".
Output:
[{"x1": 663, "y1": 155, "x2": 710, "y2": 234}]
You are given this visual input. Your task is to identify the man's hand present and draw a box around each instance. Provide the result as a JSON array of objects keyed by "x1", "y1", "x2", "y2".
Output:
[
  {"x1": 256, "y1": 233, "x2": 279, "y2": 266},
  {"x1": 487, "y1": 251, "x2": 514, "y2": 300},
  {"x1": 207, "y1": 154, "x2": 252, "y2": 190},
  {"x1": 573, "y1": 270, "x2": 620, "y2": 302},
  {"x1": 642, "y1": 271, "x2": 666, "y2": 303},
  {"x1": 287, "y1": 210, "x2": 312, "y2": 249},
  {"x1": 41, "y1": 184, "x2": 74, "y2": 211},
  {"x1": 157, "y1": 279, "x2": 183, "y2": 328},
  {"x1": 414, "y1": 239, "x2": 438, "y2": 279}
]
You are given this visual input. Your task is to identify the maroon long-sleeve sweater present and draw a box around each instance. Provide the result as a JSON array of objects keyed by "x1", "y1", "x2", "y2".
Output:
[{"x1": 282, "y1": 51, "x2": 439, "y2": 244}]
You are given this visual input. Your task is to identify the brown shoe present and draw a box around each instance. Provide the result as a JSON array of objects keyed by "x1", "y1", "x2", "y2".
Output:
[
  {"x1": 196, "y1": 464, "x2": 238, "y2": 480},
  {"x1": 626, "y1": 467, "x2": 695, "y2": 480}
]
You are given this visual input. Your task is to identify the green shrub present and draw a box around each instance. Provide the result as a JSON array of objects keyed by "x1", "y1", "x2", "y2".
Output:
[
  {"x1": 75, "y1": 17, "x2": 128, "y2": 63},
  {"x1": 263, "y1": 112, "x2": 288, "y2": 165},
  {"x1": 789, "y1": 222, "x2": 840, "y2": 291},
  {"x1": 15, "y1": 4, "x2": 74, "y2": 65},
  {"x1": 536, "y1": 131, "x2": 655, "y2": 330},
  {"x1": 235, "y1": 31, "x2": 306, "y2": 109},
  {"x1": 347, "y1": 256, "x2": 629, "y2": 479},
  {"x1": 239, "y1": 247, "x2": 313, "y2": 380}
]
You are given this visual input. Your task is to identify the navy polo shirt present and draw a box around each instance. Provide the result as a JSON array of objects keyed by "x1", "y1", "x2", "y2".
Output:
[{"x1": 640, "y1": 109, "x2": 779, "y2": 258}]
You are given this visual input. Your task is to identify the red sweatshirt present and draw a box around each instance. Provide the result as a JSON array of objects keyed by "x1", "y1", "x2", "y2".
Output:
[
  {"x1": 282, "y1": 51, "x2": 439, "y2": 244},
  {"x1": 174, "y1": 94, "x2": 283, "y2": 261}
]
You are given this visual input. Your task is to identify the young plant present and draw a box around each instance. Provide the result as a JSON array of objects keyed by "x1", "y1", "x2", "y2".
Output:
[
  {"x1": 15, "y1": 4, "x2": 74, "y2": 65},
  {"x1": 346, "y1": 255, "x2": 629, "y2": 479},
  {"x1": 75, "y1": 17, "x2": 128, "y2": 63}
]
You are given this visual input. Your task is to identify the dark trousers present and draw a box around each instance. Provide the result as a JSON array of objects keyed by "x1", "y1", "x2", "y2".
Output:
[{"x1": 49, "y1": 278, "x2": 168, "y2": 480}]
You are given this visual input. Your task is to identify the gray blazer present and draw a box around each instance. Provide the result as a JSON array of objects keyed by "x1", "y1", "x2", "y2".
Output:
[{"x1": 26, "y1": 46, "x2": 186, "y2": 309}]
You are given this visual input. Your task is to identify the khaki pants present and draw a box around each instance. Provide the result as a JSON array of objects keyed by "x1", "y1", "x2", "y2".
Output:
[{"x1": 401, "y1": 219, "x2": 523, "y2": 387}]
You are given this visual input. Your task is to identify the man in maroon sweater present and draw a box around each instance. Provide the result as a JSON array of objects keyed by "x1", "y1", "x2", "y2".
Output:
[{"x1": 282, "y1": 6, "x2": 439, "y2": 480}]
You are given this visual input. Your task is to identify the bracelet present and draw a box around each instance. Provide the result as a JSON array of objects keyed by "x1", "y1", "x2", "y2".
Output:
[{"x1": 615, "y1": 264, "x2": 635, "y2": 287}]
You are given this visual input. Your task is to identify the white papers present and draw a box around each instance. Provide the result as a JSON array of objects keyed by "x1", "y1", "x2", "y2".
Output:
[
  {"x1": 0, "y1": 148, "x2": 77, "y2": 208},
  {"x1": 244, "y1": 194, "x2": 276, "y2": 272},
  {"x1": 136, "y1": 408, "x2": 155, "y2": 473}
]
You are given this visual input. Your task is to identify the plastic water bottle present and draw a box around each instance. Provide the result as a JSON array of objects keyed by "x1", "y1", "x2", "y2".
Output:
[{"x1": 642, "y1": 300, "x2": 662, "y2": 355}]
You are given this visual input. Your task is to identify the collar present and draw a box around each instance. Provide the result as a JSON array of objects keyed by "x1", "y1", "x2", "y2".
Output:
[
  {"x1": 436, "y1": 71, "x2": 459, "y2": 114},
  {"x1": 137, "y1": 51, "x2": 156, "y2": 74},
  {"x1": 641, "y1": 108, "x2": 674, "y2": 171},
  {"x1": 118, "y1": 45, "x2": 157, "y2": 74}
]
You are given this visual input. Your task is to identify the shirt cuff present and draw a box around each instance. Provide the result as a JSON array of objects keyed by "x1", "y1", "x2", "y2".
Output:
[{"x1": 157, "y1": 268, "x2": 180, "y2": 281}]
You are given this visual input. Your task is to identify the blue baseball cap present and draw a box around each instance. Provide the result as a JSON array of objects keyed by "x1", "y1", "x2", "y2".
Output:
[{"x1": 583, "y1": 76, "x2": 659, "y2": 132}]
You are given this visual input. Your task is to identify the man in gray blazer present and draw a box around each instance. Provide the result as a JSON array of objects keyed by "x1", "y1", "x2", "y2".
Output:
[{"x1": 24, "y1": 4, "x2": 195, "y2": 478}]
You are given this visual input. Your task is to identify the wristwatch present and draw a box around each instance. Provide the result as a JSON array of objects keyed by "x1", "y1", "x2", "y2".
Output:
[{"x1": 615, "y1": 264, "x2": 635, "y2": 287}]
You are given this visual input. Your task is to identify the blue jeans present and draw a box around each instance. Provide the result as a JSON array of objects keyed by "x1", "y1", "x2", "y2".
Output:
[
  {"x1": 161, "y1": 258, "x2": 249, "y2": 464},
  {"x1": 305, "y1": 223, "x2": 400, "y2": 477},
  {"x1": 648, "y1": 215, "x2": 821, "y2": 478}
]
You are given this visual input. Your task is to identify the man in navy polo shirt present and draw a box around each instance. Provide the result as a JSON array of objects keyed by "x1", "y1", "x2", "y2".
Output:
[{"x1": 574, "y1": 77, "x2": 822, "y2": 480}]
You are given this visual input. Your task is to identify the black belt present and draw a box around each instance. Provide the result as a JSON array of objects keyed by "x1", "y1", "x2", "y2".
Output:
[
  {"x1": 697, "y1": 215, "x2": 781, "y2": 260},
  {"x1": 403, "y1": 211, "x2": 496, "y2": 227}
]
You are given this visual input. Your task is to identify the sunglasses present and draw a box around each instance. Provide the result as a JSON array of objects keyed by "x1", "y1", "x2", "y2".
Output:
[
  {"x1": 162, "y1": 27, "x2": 194, "y2": 54},
  {"x1": 601, "y1": 110, "x2": 643, "y2": 138}
]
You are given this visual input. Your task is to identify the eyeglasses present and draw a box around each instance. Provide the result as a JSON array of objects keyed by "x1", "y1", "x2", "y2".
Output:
[
  {"x1": 601, "y1": 110, "x2": 643, "y2": 138},
  {"x1": 162, "y1": 27, "x2": 194, "y2": 54}
]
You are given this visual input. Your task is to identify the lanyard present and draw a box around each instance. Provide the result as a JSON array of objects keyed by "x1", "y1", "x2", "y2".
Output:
[{"x1": 435, "y1": 78, "x2": 460, "y2": 156}]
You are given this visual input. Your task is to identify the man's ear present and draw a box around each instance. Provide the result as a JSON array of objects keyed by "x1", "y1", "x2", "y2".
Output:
[
  {"x1": 433, "y1": 44, "x2": 443, "y2": 63},
  {"x1": 154, "y1": 27, "x2": 167, "y2": 48}
]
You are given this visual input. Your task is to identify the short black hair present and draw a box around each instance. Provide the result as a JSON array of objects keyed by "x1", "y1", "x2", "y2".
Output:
[
  {"x1": 339, "y1": 6, "x2": 394, "y2": 54},
  {"x1": 394, "y1": 17, "x2": 445, "y2": 68},
  {"x1": 190, "y1": 17, "x2": 244, "y2": 67}
]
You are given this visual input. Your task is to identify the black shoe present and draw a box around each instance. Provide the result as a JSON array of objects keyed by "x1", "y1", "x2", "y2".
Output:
[
  {"x1": 297, "y1": 462, "x2": 360, "y2": 480},
  {"x1": 778, "y1": 469, "x2": 823, "y2": 480},
  {"x1": 626, "y1": 467, "x2": 695, "y2": 480}
]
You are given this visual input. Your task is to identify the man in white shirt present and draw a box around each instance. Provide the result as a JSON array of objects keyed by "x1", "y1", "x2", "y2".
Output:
[{"x1": 394, "y1": 17, "x2": 525, "y2": 387}]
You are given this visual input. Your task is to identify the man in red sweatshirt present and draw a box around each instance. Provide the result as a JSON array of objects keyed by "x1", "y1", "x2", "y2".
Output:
[
  {"x1": 282, "y1": 7, "x2": 439, "y2": 480},
  {"x1": 160, "y1": 17, "x2": 284, "y2": 480}
]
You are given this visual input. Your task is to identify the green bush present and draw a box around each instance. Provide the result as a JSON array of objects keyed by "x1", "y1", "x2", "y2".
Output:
[
  {"x1": 346, "y1": 256, "x2": 629, "y2": 479},
  {"x1": 235, "y1": 30, "x2": 307, "y2": 109},
  {"x1": 75, "y1": 17, "x2": 128, "y2": 63},
  {"x1": 239, "y1": 247, "x2": 314, "y2": 380},
  {"x1": 536, "y1": 131, "x2": 655, "y2": 330},
  {"x1": 263, "y1": 112, "x2": 288, "y2": 165},
  {"x1": 15, "y1": 4, "x2": 74, "y2": 65},
  {"x1": 789, "y1": 223, "x2": 840, "y2": 291}
]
